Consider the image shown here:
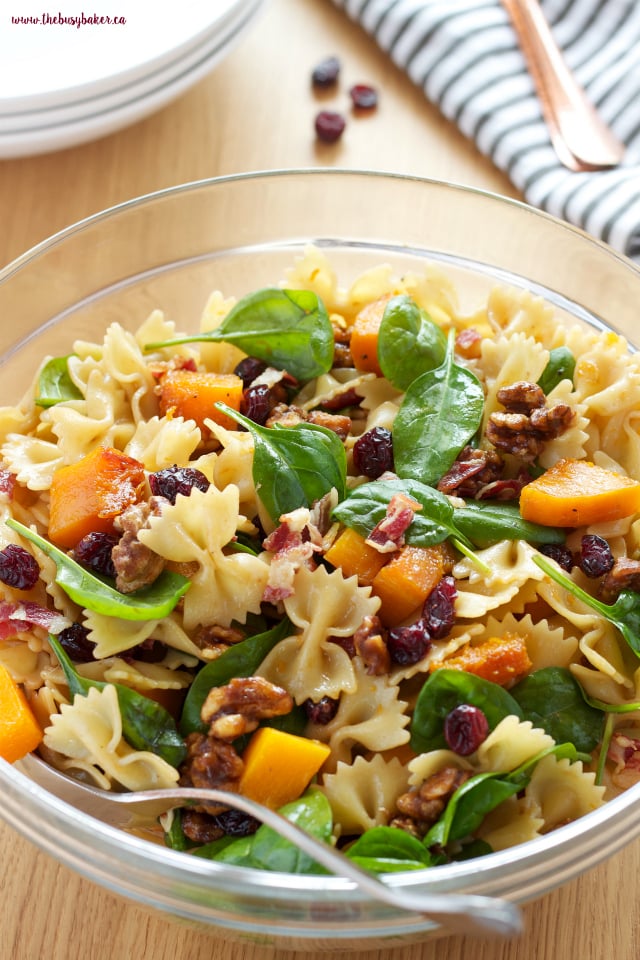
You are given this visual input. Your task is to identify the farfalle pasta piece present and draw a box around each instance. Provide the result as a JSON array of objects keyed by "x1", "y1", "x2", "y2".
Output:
[
  {"x1": 320, "y1": 754, "x2": 410, "y2": 836},
  {"x1": 197, "y1": 290, "x2": 245, "y2": 373},
  {"x1": 43, "y1": 684, "x2": 180, "y2": 791},
  {"x1": 473, "y1": 716, "x2": 554, "y2": 773},
  {"x1": 258, "y1": 565, "x2": 379, "y2": 704},
  {"x1": 139, "y1": 484, "x2": 268, "y2": 629},
  {"x1": 78, "y1": 656, "x2": 195, "y2": 692},
  {"x1": 408, "y1": 749, "x2": 473, "y2": 787},
  {"x1": 124, "y1": 415, "x2": 202, "y2": 471},
  {"x1": 524, "y1": 753, "x2": 605, "y2": 830},
  {"x1": 538, "y1": 379, "x2": 589, "y2": 468},
  {"x1": 306, "y1": 657, "x2": 410, "y2": 767},
  {"x1": 482, "y1": 286, "x2": 560, "y2": 344},
  {"x1": 0, "y1": 436, "x2": 63, "y2": 491},
  {"x1": 477, "y1": 796, "x2": 545, "y2": 851},
  {"x1": 472, "y1": 612, "x2": 579, "y2": 672},
  {"x1": 453, "y1": 539, "x2": 546, "y2": 619},
  {"x1": 83, "y1": 608, "x2": 204, "y2": 661},
  {"x1": 207, "y1": 422, "x2": 260, "y2": 522},
  {"x1": 285, "y1": 246, "x2": 342, "y2": 310}
]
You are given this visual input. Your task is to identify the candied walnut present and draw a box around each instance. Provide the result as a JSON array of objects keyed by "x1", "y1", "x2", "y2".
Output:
[
  {"x1": 192, "y1": 624, "x2": 246, "y2": 661},
  {"x1": 181, "y1": 809, "x2": 225, "y2": 844},
  {"x1": 496, "y1": 381, "x2": 546, "y2": 415},
  {"x1": 111, "y1": 497, "x2": 165, "y2": 593},
  {"x1": 200, "y1": 676, "x2": 293, "y2": 740},
  {"x1": 487, "y1": 381, "x2": 574, "y2": 462},
  {"x1": 600, "y1": 557, "x2": 640, "y2": 603},
  {"x1": 353, "y1": 614, "x2": 390, "y2": 675},
  {"x1": 179, "y1": 733, "x2": 244, "y2": 814},
  {"x1": 391, "y1": 767, "x2": 470, "y2": 838},
  {"x1": 265, "y1": 402, "x2": 351, "y2": 440}
]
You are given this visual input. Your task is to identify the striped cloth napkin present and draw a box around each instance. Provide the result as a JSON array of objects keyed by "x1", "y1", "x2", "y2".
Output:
[{"x1": 330, "y1": 0, "x2": 640, "y2": 261}]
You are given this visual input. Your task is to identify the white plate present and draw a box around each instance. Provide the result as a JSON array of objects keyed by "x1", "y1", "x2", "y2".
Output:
[
  {"x1": 0, "y1": 0, "x2": 264, "y2": 158},
  {"x1": 0, "y1": 0, "x2": 261, "y2": 134},
  {"x1": 0, "y1": 0, "x2": 251, "y2": 114}
]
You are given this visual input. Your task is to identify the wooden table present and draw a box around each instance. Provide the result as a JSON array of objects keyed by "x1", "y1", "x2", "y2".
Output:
[{"x1": 1, "y1": 1, "x2": 638, "y2": 958}]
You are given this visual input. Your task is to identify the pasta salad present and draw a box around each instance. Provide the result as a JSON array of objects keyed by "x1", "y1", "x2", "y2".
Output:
[{"x1": 1, "y1": 246, "x2": 640, "y2": 874}]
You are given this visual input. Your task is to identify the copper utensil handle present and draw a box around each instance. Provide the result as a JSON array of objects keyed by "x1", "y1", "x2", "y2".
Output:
[{"x1": 502, "y1": 0, "x2": 625, "y2": 171}]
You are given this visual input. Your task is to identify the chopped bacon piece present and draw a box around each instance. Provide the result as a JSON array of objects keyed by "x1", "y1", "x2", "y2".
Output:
[
  {"x1": 455, "y1": 328, "x2": 483, "y2": 360},
  {"x1": 365, "y1": 493, "x2": 421, "y2": 553},
  {"x1": 262, "y1": 508, "x2": 323, "y2": 603},
  {"x1": 0, "y1": 601, "x2": 70, "y2": 640},
  {"x1": 609, "y1": 732, "x2": 640, "y2": 789},
  {"x1": 0, "y1": 470, "x2": 16, "y2": 499}
]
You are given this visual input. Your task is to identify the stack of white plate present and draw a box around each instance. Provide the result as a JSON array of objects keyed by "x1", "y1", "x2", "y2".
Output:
[{"x1": 0, "y1": 0, "x2": 264, "y2": 159}]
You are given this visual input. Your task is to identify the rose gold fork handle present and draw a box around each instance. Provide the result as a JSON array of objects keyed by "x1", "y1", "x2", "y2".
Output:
[{"x1": 502, "y1": 0, "x2": 625, "y2": 171}]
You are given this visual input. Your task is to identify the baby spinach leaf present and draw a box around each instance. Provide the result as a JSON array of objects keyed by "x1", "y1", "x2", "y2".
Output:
[
  {"x1": 180, "y1": 617, "x2": 292, "y2": 735},
  {"x1": 216, "y1": 404, "x2": 347, "y2": 523},
  {"x1": 377, "y1": 295, "x2": 447, "y2": 391},
  {"x1": 537, "y1": 346, "x2": 576, "y2": 395},
  {"x1": 145, "y1": 287, "x2": 334, "y2": 382},
  {"x1": 35, "y1": 355, "x2": 83, "y2": 407},
  {"x1": 48, "y1": 634, "x2": 186, "y2": 767},
  {"x1": 346, "y1": 826, "x2": 434, "y2": 872},
  {"x1": 410, "y1": 669, "x2": 523, "y2": 754},
  {"x1": 509, "y1": 666, "x2": 603, "y2": 753},
  {"x1": 6, "y1": 518, "x2": 190, "y2": 621},
  {"x1": 332, "y1": 476, "x2": 467, "y2": 548},
  {"x1": 453, "y1": 501, "x2": 566, "y2": 547},
  {"x1": 425, "y1": 773, "x2": 523, "y2": 848},
  {"x1": 393, "y1": 330, "x2": 485, "y2": 486},
  {"x1": 534, "y1": 552, "x2": 640, "y2": 658},
  {"x1": 194, "y1": 790, "x2": 333, "y2": 874}
]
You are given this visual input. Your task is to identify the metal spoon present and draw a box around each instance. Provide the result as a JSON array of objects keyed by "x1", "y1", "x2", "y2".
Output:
[
  {"x1": 19, "y1": 753, "x2": 522, "y2": 938},
  {"x1": 501, "y1": 0, "x2": 625, "y2": 171}
]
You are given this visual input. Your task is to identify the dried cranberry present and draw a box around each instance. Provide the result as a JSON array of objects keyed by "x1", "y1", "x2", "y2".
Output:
[
  {"x1": 539, "y1": 542, "x2": 574, "y2": 572},
  {"x1": 304, "y1": 696, "x2": 339, "y2": 724},
  {"x1": 315, "y1": 111, "x2": 346, "y2": 143},
  {"x1": 443, "y1": 704, "x2": 489, "y2": 756},
  {"x1": 0, "y1": 544, "x2": 39, "y2": 590},
  {"x1": 387, "y1": 620, "x2": 431, "y2": 665},
  {"x1": 57, "y1": 622, "x2": 96, "y2": 663},
  {"x1": 213, "y1": 808, "x2": 260, "y2": 837},
  {"x1": 312, "y1": 55, "x2": 341, "y2": 89},
  {"x1": 579, "y1": 534, "x2": 615, "y2": 578},
  {"x1": 241, "y1": 383, "x2": 273, "y2": 425},
  {"x1": 234, "y1": 356, "x2": 267, "y2": 388},
  {"x1": 422, "y1": 576, "x2": 457, "y2": 639},
  {"x1": 350, "y1": 83, "x2": 378, "y2": 110},
  {"x1": 149, "y1": 465, "x2": 210, "y2": 504},
  {"x1": 352, "y1": 426, "x2": 394, "y2": 479},
  {"x1": 73, "y1": 531, "x2": 118, "y2": 579}
]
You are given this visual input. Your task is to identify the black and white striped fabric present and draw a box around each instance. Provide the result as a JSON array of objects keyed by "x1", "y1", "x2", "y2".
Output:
[{"x1": 330, "y1": 0, "x2": 640, "y2": 261}]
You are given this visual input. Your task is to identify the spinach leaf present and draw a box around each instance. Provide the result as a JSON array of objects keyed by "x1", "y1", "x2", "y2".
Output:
[
  {"x1": 35, "y1": 355, "x2": 83, "y2": 407},
  {"x1": 6, "y1": 518, "x2": 190, "y2": 621},
  {"x1": 216, "y1": 404, "x2": 347, "y2": 523},
  {"x1": 425, "y1": 742, "x2": 583, "y2": 848},
  {"x1": 510, "y1": 666, "x2": 603, "y2": 753},
  {"x1": 331, "y1": 476, "x2": 469, "y2": 548},
  {"x1": 180, "y1": 618, "x2": 293, "y2": 735},
  {"x1": 393, "y1": 330, "x2": 485, "y2": 486},
  {"x1": 453, "y1": 501, "x2": 566, "y2": 547},
  {"x1": 194, "y1": 791, "x2": 333, "y2": 875},
  {"x1": 145, "y1": 288, "x2": 334, "y2": 382},
  {"x1": 377, "y1": 295, "x2": 447, "y2": 391},
  {"x1": 425, "y1": 773, "x2": 523, "y2": 847},
  {"x1": 410, "y1": 669, "x2": 523, "y2": 754},
  {"x1": 346, "y1": 826, "x2": 434, "y2": 873},
  {"x1": 537, "y1": 346, "x2": 576, "y2": 395},
  {"x1": 48, "y1": 634, "x2": 186, "y2": 767},
  {"x1": 534, "y1": 552, "x2": 640, "y2": 658}
]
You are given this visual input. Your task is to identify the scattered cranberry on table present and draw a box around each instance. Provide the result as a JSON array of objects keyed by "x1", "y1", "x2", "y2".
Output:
[
  {"x1": 315, "y1": 110, "x2": 347, "y2": 143},
  {"x1": 349, "y1": 83, "x2": 378, "y2": 110},
  {"x1": 311, "y1": 55, "x2": 341, "y2": 89}
]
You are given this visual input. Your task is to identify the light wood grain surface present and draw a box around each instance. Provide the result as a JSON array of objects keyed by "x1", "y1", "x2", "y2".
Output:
[{"x1": 0, "y1": 1, "x2": 638, "y2": 958}]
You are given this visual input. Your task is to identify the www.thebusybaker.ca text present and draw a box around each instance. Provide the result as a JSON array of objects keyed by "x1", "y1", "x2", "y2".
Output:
[{"x1": 11, "y1": 12, "x2": 126, "y2": 27}]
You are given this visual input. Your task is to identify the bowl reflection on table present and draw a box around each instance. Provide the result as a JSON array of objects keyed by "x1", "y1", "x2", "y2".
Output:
[{"x1": 1, "y1": 169, "x2": 640, "y2": 951}]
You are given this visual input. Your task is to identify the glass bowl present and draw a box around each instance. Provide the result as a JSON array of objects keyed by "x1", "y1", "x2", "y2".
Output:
[{"x1": 1, "y1": 169, "x2": 640, "y2": 951}]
